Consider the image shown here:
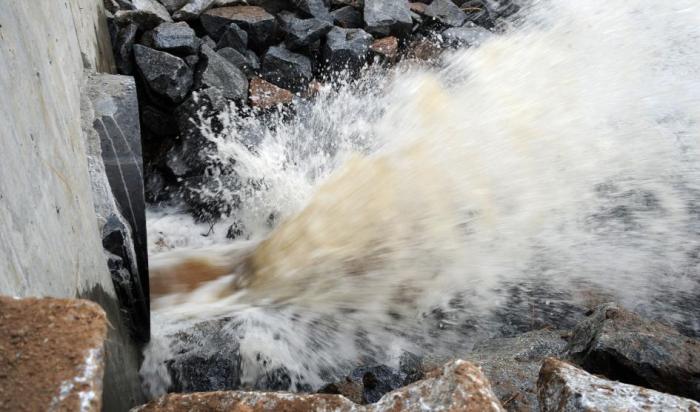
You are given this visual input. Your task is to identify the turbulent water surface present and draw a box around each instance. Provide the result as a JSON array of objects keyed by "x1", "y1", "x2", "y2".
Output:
[{"x1": 142, "y1": 0, "x2": 700, "y2": 397}]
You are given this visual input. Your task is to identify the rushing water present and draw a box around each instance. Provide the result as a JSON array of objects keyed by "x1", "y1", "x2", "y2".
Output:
[{"x1": 142, "y1": 0, "x2": 700, "y2": 397}]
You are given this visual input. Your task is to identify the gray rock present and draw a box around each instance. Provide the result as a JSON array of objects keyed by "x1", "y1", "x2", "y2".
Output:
[
  {"x1": 200, "y1": 6, "x2": 279, "y2": 49},
  {"x1": 184, "y1": 54, "x2": 200, "y2": 67},
  {"x1": 363, "y1": 0, "x2": 412, "y2": 37},
  {"x1": 218, "y1": 47, "x2": 260, "y2": 75},
  {"x1": 281, "y1": 16, "x2": 333, "y2": 50},
  {"x1": 141, "y1": 105, "x2": 178, "y2": 137},
  {"x1": 157, "y1": 0, "x2": 189, "y2": 13},
  {"x1": 482, "y1": 0, "x2": 519, "y2": 19},
  {"x1": 201, "y1": 35, "x2": 217, "y2": 49},
  {"x1": 133, "y1": 44, "x2": 194, "y2": 103},
  {"x1": 565, "y1": 303, "x2": 700, "y2": 402},
  {"x1": 425, "y1": 0, "x2": 466, "y2": 27},
  {"x1": 261, "y1": 45, "x2": 313, "y2": 92},
  {"x1": 538, "y1": 358, "x2": 700, "y2": 412},
  {"x1": 113, "y1": 23, "x2": 138, "y2": 74},
  {"x1": 293, "y1": 0, "x2": 333, "y2": 22},
  {"x1": 105, "y1": 0, "x2": 137, "y2": 13},
  {"x1": 442, "y1": 24, "x2": 494, "y2": 47},
  {"x1": 215, "y1": 23, "x2": 248, "y2": 52},
  {"x1": 115, "y1": 0, "x2": 173, "y2": 29},
  {"x1": 331, "y1": 5, "x2": 363, "y2": 28},
  {"x1": 196, "y1": 44, "x2": 249, "y2": 101},
  {"x1": 323, "y1": 27, "x2": 372, "y2": 73},
  {"x1": 172, "y1": 0, "x2": 216, "y2": 20},
  {"x1": 144, "y1": 22, "x2": 200, "y2": 54}
]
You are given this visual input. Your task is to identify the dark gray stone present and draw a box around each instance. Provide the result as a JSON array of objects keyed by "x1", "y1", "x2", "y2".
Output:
[
  {"x1": 115, "y1": 0, "x2": 173, "y2": 29},
  {"x1": 200, "y1": 6, "x2": 279, "y2": 50},
  {"x1": 442, "y1": 24, "x2": 494, "y2": 47},
  {"x1": 157, "y1": 0, "x2": 189, "y2": 13},
  {"x1": 293, "y1": 0, "x2": 333, "y2": 22},
  {"x1": 144, "y1": 22, "x2": 200, "y2": 54},
  {"x1": 133, "y1": 44, "x2": 194, "y2": 103},
  {"x1": 184, "y1": 54, "x2": 200, "y2": 67},
  {"x1": 565, "y1": 303, "x2": 700, "y2": 402},
  {"x1": 218, "y1": 47, "x2": 260, "y2": 75},
  {"x1": 201, "y1": 35, "x2": 217, "y2": 49},
  {"x1": 113, "y1": 23, "x2": 138, "y2": 75},
  {"x1": 425, "y1": 0, "x2": 466, "y2": 27},
  {"x1": 105, "y1": 0, "x2": 137, "y2": 13},
  {"x1": 172, "y1": 0, "x2": 217, "y2": 20},
  {"x1": 281, "y1": 16, "x2": 332, "y2": 50},
  {"x1": 196, "y1": 44, "x2": 249, "y2": 100},
  {"x1": 141, "y1": 104, "x2": 178, "y2": 137},
  {"x1": 261, "y1": 45, "x2": 313, "y2": 92},
  {"x1": 215, "y1": 23, "x2": 248, "y2": 52},
  {"x1": 331, "y1": 5, "x2": 363, "y2": 29},
  {"x1": 323, "y1": 27, "x2": 372, "y2": 73},
  {"x1": 363, "y1": 0, "x2": 412, "y2": 37}
]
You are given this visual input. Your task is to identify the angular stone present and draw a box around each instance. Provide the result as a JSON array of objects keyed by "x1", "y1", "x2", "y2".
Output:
[
  {"x1": 409, "y1": 2, "x2": 427, "y2": 15},
  {"x1": 363, "y1": 0, "x2": 412, "y2": 37},
  {"x1": 218, "y1": 47, "x2": 260, "y2": 76},
  {"x1": 261, "y1": 45, "x2": 313, "y2": 92},
  {"x1": 105, "y1": 0, "x2": 137, "y2": 13},
  {"x1": 133, "y1": 44, "x2": 194, "y2": 103},
  {"x1": 425, "y1": 0, "x2": 466, "y2": 27},
  {"x1": 215, "y1": 23, "x2": 248, "y2": 52},
  {"x1": 405, "y1": 38, "x2": 442, "y2": 61},
  {"x1": 281, "y1": 16, "x2": 333, "y2": 50},
  {"x1": 249, "y1": 77, "x2": 294, "y2": 109},
  {"x1": 115, "y1": 0, "x2": 173, "y2": 29},
  {"x1": 172, "y1": 0, "x2": 216, "y2": 20},
  {"x1": 331, "y1": 5, "x2": 363, "y2": 28},
  {"x1": 320, "y1": 362, "x2": 418, "y2": 404},
  {"x1": 113, "y1": 23, "x2": 138, "y2": 75},
  {"x1": 369, "y1": 36, "x2": 398, "y2": 63},
  {"x1": 566, "y1": 303, "x2": 700, "y2": 402},
  {"x1": 323, "y1": 27, "x2": 372, "y2": 73},
  {"x1": 0, "y1": 297, "x2": 108, "y2": 412},
  {"x1": 196, "y1": 44, "x2": 249, "y2": 101},
  {"x1": 538, "y1": 358, "x2": 700, "y2": 412},
  {"x1": 157, "y1": 0, "x2": 189, "y2": 13},
  {"x1": 200, "y1": 6, "x2": 278, "y2": 49},
  {"x1": 144, "y1": 22, "x2": 200, "y2": 54},
  {"x1": 293, "y1": 0, "x2": 333, "y2": 22},
  {"x1": 442, "y1": 24, "x2": 494, "y2": 47}
]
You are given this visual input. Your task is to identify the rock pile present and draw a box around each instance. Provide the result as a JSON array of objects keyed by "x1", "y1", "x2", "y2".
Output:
[{"x1": 104, "y1": 0, "x2": 518, "y2": 222}]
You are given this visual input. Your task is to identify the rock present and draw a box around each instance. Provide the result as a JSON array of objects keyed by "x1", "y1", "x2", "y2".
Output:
[
  {"x1": 293, "y1": 0, "x2": 333, "y2": 22},
  {"x1": 442, "y1": 24, "x2": 494, "y2": 47},
  {"x1": 201, "y1": 35, "x2": 217, "y2": 49},
  {"x1": 134, "y1": 359, "x2": 505, "y2": 411},
  {"x1": 215, "y1": 23, "x2": 248, "y2": 52},
  {"x1": 172, "y1": 0, "x2": 216, "y2": 20},
  {"x1": 144, "y1": 169, "x2": 169, "y2": 202},
  {"x1": 261, "y1": 45, "x2": 313, "y2": 92},
  {"x1": 425, "y1": 0, "x2": 466, "y2": 27},
  {"x1": 323, "y1": 27, "x2": 372, "y2": 73},
  {"x1": 281, "y1": 16, "x2": 333, "y2": 50},
  {"x1": 538, "y1": 358, "x2": 700, "y2": 412},
  {"x1": 369, "y1": 36, "x2": 398, "y2": 63},
  {"x1": 143, "y1": 22, "x2": 200, "y2": 55},
  {"x1": 363, "y1": 0, "x2": 412, "y2": 37},
  {"x1": 405, "y1": 38, "x2": 443, "y2": 61},
  {"x1": 115, "y1": 0, "x2": 173, "y2": 29},
  {"x1": 218, "y1": 47, "x2": 260, "y2": 76},
  {"x1": 482, "y1": 0, "x2": 519, "y2": 19},
  {"x1": 184, "y1": 54, "x2": 200, "y2": 67},
  {"x1": 196, "y1": 44, "x2": 249, "y2": 101},
  {"x1": 249, "y1": 77, "x2": 294, "y2": 109},
  {"x1": 141, "y1": 105, "x2": 178, "y2": 137},
  {"x1": 0, "y1": 297, "x2": 108, "y2": 412},
  {"x1": 157, "y1": 0, "x2": 189, "y2": 13},
  {"x1": 200, "y1": 6, "x2": 278, "y2": 49},
  {"x1": 457, "y1": 0, "x2": 494, "y2": 28},
  {"x1": 331, "y1": 5, "x2": 363, "y2": 29},
  {"x1": 113, "y1": 23, "x2": 139, "y2": 75},
  {"x1": 409, "y1": 2, "x2": 427, "y2": 15},
  {"x1": 321, "y1": 364, "x2": 407, "y2": 404},
  {"x1": 105, "y1": 0, "x2": 137, "y2": 13},
  {"x1": 565, "y1": 303, "x2": 700, "y2": 402},
  {"x1": 134, "y1": 44, "x2": 194, "y2": 103}
]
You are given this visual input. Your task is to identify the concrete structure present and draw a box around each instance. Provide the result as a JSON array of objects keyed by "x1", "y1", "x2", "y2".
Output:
[{"x1": 0, "y1": 1, "x2": 147, "y2": 410}]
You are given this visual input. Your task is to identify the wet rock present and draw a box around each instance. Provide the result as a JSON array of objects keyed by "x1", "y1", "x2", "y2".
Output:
[
  {"x1": 172, "y1": 0, "x2": 216, "y2": 20},
  {"x1": 331, "y1": 5, "x2": 363, "y2": 29},
  {"x1": 281, "y1": 16, "x2": 333, "y2": 50},
  {"x1": 363, "y1": 0, "x2": 412, "y2": 37},
  {"x1": 196, "y1": 44, "x2": 249, "y2": 101},
  {"x1": 134, "y1": 44, "x2": 194, "y2": 103},
  {"x1": 143, "y1": 22, "x2": 200, "y2": 55},
  {"x1": 261, "y1": 45, "x2": 313, "y2": 92},
  {"x1": 482, "y1": 0, "x2": 519, "y2": 19},
  {"x1": 249, "y1": 77, "x2": 294, "y2": 109},
  {"x1": 425, "y1": 0, "x2": 466, "y2": 27},
  {"x1": 442, "y1": 23, "x2": 494, "y2": 47},
  {"x1": 293, "y1": 0, "x2": 333, "y2": 22},
  {"x1": 157, "y1": 0, "x2": 189, "y2": 14},
  {"x1": 141, "y1": 105, "x2": 178, "y2": 137},
  {"x1": 457, "y1": 0, "x2": 494, "y2": 28},
  {"x1": 144, "y1": 169, "x2": 169, "y2": 202},
  {"x1": 369, "y1": 36, "x2": 398, "y2": 63},
  {"x1": 200, "y1": 6, "x2": 278, "y2": 49},
  {"x1": 105, "y1": 0, "x2": 137, "y2": 13},
  {"x1": 538, "y1": 358, "x2": 700, "y2": 412},
  {"x1": 565, "y1": 303, "x2": 700, "y2": 402},
  {"x1": 115, "y1": 0, "x2": 173, "y2": 30},
  {"x1": 405, "y1": 38, "x2": 443, "y2": 61},
  {"x1": 323, "y1": 27, "x2": 372, "y2": 73},
  {"x1": 215, "y1": 23, "x2": 248, "y2": 52},
  {"x1": 113, "y1": 23, "x2": 139, "y2": 75},
  {"x1": 0, "y1": 297, "x2": 108, "y2": 412},
  {"x1": 218, "y1": 47, "x2": 260, "y2": 75},
  {"x1": 409, "y1": 2, "x2": 427, "y2": 15}
]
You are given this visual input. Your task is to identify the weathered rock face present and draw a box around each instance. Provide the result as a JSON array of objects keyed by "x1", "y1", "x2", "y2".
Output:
[
  {"x1": 0, "y1": 297, "x2": 108, "y2": 412},
  {"x1": 196, "y1": 44, "x2": 249, "y2": 101},
  {"x1": 281, "y1": 16, "x2": 333, "y2": 50},
  {"x1": 323, "y1": 27, "x2": 373, "y2": 73},
  {"x1": 538, "y1": 358, "x2": 700, "y2": 412},
  {"x1": 200, "y1": 6, "x2": 279, "y2": 50},
  {"x1": 144, "y1": 22, "x2": 201, "y2": 55},
  {"x1": 134, "y1": 44, "x2": 194, "y2": 103},
  {"x1": 262, "y1": 45, "x2": 314, "y2": 92},
  {"x1": 249, "y1": 77, "x2": 294, "y2": 109},
  {"x1": 363, "y1": 0, "x2": 412, "y2": 37},
  {"x1": 331, "y1": 5, "x2": 363, "y2": 28},
  {"x1": 135, "y1": 360, "x2": 505, "y2": 411},
  {"x1": 565, "y1": 303, "x2": 700, "y2": 402},
  {"x1": 425, "y1": 0, "x2": 466, "y2": 27}
]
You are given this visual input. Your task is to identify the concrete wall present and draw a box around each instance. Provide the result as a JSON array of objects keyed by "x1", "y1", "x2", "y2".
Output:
[{"x1": 0, "y1": 1, "x2": 145, "y2": 410}]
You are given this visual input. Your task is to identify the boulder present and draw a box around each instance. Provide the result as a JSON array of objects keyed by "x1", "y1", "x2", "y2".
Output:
[
  {"x1": 215, "y1": 23, "x2": 248, "y2": 52},
  {"x1": 218, "y1": 47, "x2": 261, "y2": 76},
  {"x1": 0, "y1": 297, "x2": 108, "y2": 412},
  {"x1": 442, "y1": 24, "x2": 494, "y2": 47},
  {"x1": 143, "y1": 22, "x2": 200, "y2": 55},
  {"x1": 261, "y1": 45, "x2": 313, "y2": 92},
  {"x1": 331, "y1": 5, "x2": 363, "y2": 29},
  {"x1": 293, "y1": 0, "x2": 333, "y2": 22},
  {"x1": 115, "y1": 0, "x2": 173, "y2": 29},
  {"x1": 113, "y1": 23, "x2": 139, "y2": 75},
  {"x1": 281, "y1": 16, "x2": 333, "y2": 50},
  {"x1": 249, "y1": 77, "x2": 294, "y2": 109},
  {"x1": 369, "y1": 36, "x2": 398, "y2": 63},
  {"x1": 200, "y1": 6, "x2": 279, "y2": 49},
  {"x1": 363, "y1": 0, "x2": 412, "y2": 37},
  {"x1": 196, "y1": 44, "x2": 249, "y2": 101},
  {"x1": 425, "y1": 0, "x2": 466, "y2": 27},
  {"x1": 172, "y1": 0, "x2": 217, "y2": 20},
  {"x1": 565, "y1": 303, "x2": 700, "y2": 402},
  {"x1": 538, "y1": 358, "x2": 700, "y2": 412},
  {"x1": 323, "y1": 27, "x2": 373, "y2": 73},
  {"x1": 133, "y1": 44, "x2": 194, "y2": 103}
]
